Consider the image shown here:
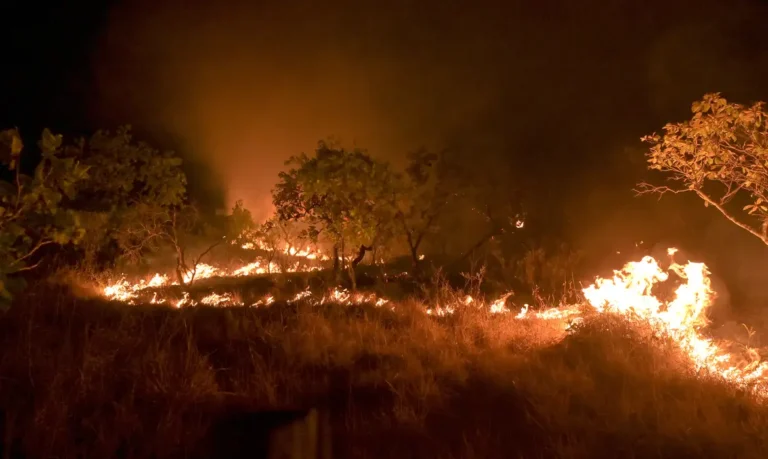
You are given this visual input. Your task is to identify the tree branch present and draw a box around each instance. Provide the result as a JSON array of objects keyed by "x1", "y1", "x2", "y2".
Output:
[
  {"x1": 694, "y1": 190, "x2": 768, "y2": 245},
  {"x1": 11, "y1": 240, "x2": 55, "y2": 267}
]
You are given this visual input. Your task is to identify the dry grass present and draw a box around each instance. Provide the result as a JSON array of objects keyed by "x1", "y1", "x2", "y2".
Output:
[{"x1": 1, "y1": 284, "x2": 767, "y2": 458}]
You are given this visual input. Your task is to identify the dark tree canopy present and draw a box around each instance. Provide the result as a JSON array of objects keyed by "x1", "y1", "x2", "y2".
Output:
[
  {"x1": 0, "y1": 128, "x2": 89, "y2": 305},
  {"x1": 273, "y1": 140, "x2": 398, "y2": 257}
]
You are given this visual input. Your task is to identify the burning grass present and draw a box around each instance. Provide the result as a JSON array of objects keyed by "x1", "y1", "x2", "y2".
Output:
[
  {"x1": 2, "y1": 285, "x2": 768, "y2": 458},
  {"x1": 3, "y1": 249, "x2": 768, "y2": 457}
]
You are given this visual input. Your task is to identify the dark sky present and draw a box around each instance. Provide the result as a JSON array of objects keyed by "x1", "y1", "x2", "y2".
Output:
[{"x1": 3, "y1": 0, "x2": 768, "y2": 301}]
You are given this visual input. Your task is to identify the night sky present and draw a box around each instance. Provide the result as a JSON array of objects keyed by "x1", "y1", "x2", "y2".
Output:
[{"x1": 3, "y1": 0, "x2": 768, "y2": 302}]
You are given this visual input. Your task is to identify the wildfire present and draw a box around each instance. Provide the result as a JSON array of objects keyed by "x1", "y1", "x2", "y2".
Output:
[
  {"x1": 239, "y1": 236, "x2": 330, "y2": 261},
  {"x1": 98, "y1": 245, "x2": 768, "y2": 395},
  {"x1": 580, "y1": 250, "x2": 768, "y2": 393}
]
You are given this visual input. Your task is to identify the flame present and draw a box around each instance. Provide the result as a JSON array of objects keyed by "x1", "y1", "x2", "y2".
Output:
[
  {"x1": 581, "y1": 249, "x2": 768, "y2": 394},
  {"x1": 427, "y1": 305, "x2": 455, "y2": 317},
  {"x1": 183, "y1": 263, "x2": 223, "y2": 283},
  {"x1": 200, "y1": 292, "x2": 241, "y2": 307},
  {"x1": 238, "y1": 235, "x2": 329, "y2": 261},
  {"x1": 489, "y1": 292, "x2": 512, "y2": 314},
  {"x1": 98, "y1": 243, "x2": 768, "y2": 395}
]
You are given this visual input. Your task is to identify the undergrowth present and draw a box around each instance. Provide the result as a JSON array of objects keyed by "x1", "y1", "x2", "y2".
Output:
[{"x1": 0, "y1": 284, "x2": 767, "y2": 458}]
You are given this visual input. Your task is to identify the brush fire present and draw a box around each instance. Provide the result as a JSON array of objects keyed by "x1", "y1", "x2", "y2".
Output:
[{"x1": 101, "y1": 241, "x2": 768, "y2": 397}]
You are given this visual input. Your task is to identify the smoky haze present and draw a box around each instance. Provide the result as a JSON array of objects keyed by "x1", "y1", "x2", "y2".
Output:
[
  {"x1": 89, "y1": 0, "x2": 768, "y2": 305},
  {"x1": 92, "y1": 0, "x2": 508, "y2": 219}
]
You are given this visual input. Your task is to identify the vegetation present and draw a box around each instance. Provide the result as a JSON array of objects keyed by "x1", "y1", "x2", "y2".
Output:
[
  {"x1": 640, "y1": 93, "x2": 768, "y2": 245},
  {"x1": 394, "y1": 148, "x2": 454, "y2": 273},
  {"x1": 0, "y1": 129, "x2": 89, "y2": 307},
  {"x1": 1, "y1": 285, "x2": 767, "y2": 459},
  {"x1": 0, "y1": 126, "x2": 256, "y2": 301},
  {"x1": 273, "y1": 141, "x2": 399, "y2": 286},
  {"x1": 72, "y1": 126, "x2": 188, "y2": 267},
  {"x1": 114, "y1": 201, "x2": 252, "y2": 285},
  {"x1": 2, "y1": 107, "x2": 766, "y2": 458}
]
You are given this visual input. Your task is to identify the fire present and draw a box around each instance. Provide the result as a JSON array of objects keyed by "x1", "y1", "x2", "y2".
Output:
[
  {"x1": 581, "y1": 249, "x2": 768, "y2": 394},
  {"x1": 98, "y1": 243, "x2": 768, "y2": 395},
  {"x1": 489, "y1": 292, "x2": 512, "y2": 314},
  {"x1": 238, "y1": 236, "x2": 330, "y2": 261},
  {"x1": 200, "y1": 292, "x2": 240, "y2": 307},
  {"x1": 183, "y1": 263, "x2": 223, "y2": 283}
]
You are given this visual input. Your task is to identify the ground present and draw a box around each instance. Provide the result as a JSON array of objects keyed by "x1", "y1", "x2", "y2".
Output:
[{"x1": 1, "y1": 277, "x2": 767, "y2": 459}]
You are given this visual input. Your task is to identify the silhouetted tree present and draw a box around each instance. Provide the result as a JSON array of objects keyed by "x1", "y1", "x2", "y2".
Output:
[
  {"x1": 0, "y1": 128, "x2": 89, "y2": 306},
  {"x1": 68, "y1": 126, "x2": 188, "y2": 266},
  {"x1": 393, "y1": 148, "x2": 454, "y2": 273},
  {"x1": 272, "y1": 140, "x2": 397, "y2": 287},
  {"x1": 640, "y1": 93, "x2": 768, "y2": 246},
  {"x1": 116, "y1": 200, "x2": 253, "y2": 285}
]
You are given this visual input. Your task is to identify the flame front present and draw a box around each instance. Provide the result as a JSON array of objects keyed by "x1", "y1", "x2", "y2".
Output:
[
  {"x1": 99, "y1": 245, "x2": 768, "y2": 395},
  {"x1": 581, "y1": 250, "x2": 768, "y2": 394}
]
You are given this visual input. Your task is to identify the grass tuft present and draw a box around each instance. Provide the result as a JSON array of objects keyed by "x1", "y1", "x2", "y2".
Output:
[{"x1": 1, "y1": 284, "x2": 767, "y2": 458}]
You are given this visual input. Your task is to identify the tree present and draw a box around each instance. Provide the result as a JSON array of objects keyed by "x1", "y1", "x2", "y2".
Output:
[
  {"x1": 0, "y1": 128, "x2": 89, "y2": 306},
  {"x1": 247, "y1": 217, "x2": 313, "y2": 273},
  {"x1": 272, "y1": 140, "x2": 397, "y2": 287},
  {"x1": 447, "y1": 154, "x2": 526, "y2": 265},
  {"x1": 116, "y1": 200, "x2": 252, "y2": 285},
  {"x1": 393, "y1": 148, "x2": 454, "y2": 272},
  {"x1": 68, "y1": 126, "x2": 187, "y2": 266},
  {"x1": 639, "y1": 93, "x2": 768, "y2": 245}
]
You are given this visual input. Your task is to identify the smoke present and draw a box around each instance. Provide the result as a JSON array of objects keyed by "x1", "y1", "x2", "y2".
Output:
[
  {"x1": 90, "y1": 0, "x2": 508, "y2": 219},
  {"x1": 88, "y1": 0, "x2": 768, "y2": 296}
]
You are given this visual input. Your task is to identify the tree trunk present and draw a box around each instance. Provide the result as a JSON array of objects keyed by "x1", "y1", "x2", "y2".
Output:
[
  {"x1": 352, "y1": 245, "x2": 371, "y2": 267},
  {"x1": 348, "y1": 264, "x2": 357, "y2": 290},
  {"x1": 410, "y1": 246, "x2": 420, "y2": 273},
  {"x1": 349, "y1": 245, "x2": 372, "y2": 290},
  {"x1": 332, "y1": 245, "x2": 340, "y2": 273},
  {"x1": 174, "y1": 245, "x2": 188, "y2": 285}
]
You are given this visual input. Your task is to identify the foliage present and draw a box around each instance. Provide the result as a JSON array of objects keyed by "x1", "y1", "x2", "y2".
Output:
[
  {"x1": 437, "y1": 150, "x2": 526, "y2": 264},
  {"x1": 515, "y1": 242, "x2": 584, "y2": 306},
  {"x1": 245, "y1": 217, "x2": 311, "y2": 272},
  {"x1": 227, "y1": 200, "x2": 258, "y2": 247},
  {"x1": 75, "y1": 126, "x2": 187, "y2": 210},
  {"x1": 394, "y1": 148, "x2": 454, "y2": 269},
  {"x1": 0, "y1": 128, "x2": 89, "y2": 307},
  {"x1": 69, "y1": 126, "x2": 188, "y2": 264},
  {"x1": 115, "y1": 201, "x2": 253, "y2": 285},
  {"x1": 273, "y1": 140, "x2": 398, "y2": 266},
  {"x1": 640, "y1": 93, "x2": 768, "y2": 245}
]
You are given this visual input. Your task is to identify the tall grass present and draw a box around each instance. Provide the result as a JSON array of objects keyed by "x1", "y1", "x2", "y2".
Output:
[{"x1": 1, "y1": 284, "x2": 767, "y2": 458}]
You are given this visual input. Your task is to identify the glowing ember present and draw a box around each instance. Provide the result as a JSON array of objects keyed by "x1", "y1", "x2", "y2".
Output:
[
  {"x1": 292, "y1": 288, "x2": 312, "y2": 302},
  {"x1": 427, "y1": 305, "x2": 456, "y2": 317},
  {"x1": 253, "y1": 295, "x2": 275, "y2": 307},
  {"x1": 200, "y1": 292, "x2": 241, "y2": 307},
  {"x1": 182, "y1": 263, "x2": 223, "y2": 283},
  {"x1": 233, "y1": 261, "x2": 265, "y2": 276},
  {"x1": 238, "y1": 234, "x2": 329, "y2": 261}
]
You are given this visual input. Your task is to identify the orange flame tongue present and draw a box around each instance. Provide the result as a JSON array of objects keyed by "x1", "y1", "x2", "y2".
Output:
[{"x1": 583, "y1": 249, "x2": 768, "y2": 394}]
